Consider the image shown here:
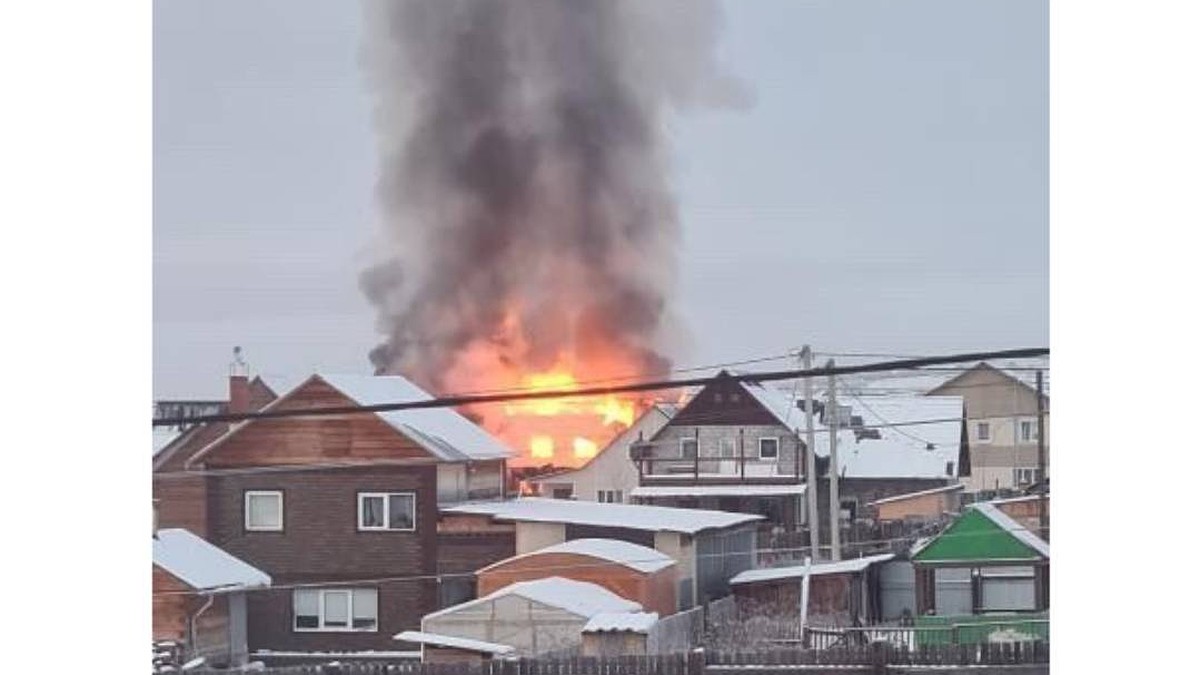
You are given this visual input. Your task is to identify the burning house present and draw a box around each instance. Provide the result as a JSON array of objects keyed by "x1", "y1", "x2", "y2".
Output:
[{"x1": 357, "y1": 0, "x2": 749, "y2": 468}]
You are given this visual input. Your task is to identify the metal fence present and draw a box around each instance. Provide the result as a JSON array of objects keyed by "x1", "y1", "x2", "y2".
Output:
[{"x1": 184, "y1": 643, "x2": 1048, "y2": 675}]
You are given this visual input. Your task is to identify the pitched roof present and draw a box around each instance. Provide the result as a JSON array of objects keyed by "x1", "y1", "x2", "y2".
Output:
[
  {"x1": 187, "y1": 373, "x2": 514, "y2": 466},
  {"x1": 796, "y1": 394, "x2": 964, "y2": 479},
  {"x1": 153, "y1": 528, "x2": 271, "y2": 592},
  {"x1": 730, "y1": 553, "x2": 895, "y2": 586},
  {"x1": 444, "y1": 498, "x2": 763, "y2": 534},
  {"x1": 424, "y1": 577, "x2": 642, "y2": 621},
  {"x1": 393, "y1": 631, "x2": 514, "y2": 655},
  {"x1": 582, "y1": 612, "x2": 660, "y2": 634},
  {"x1": 479, "y1": 538, "x2": 676, "y2": 575},
  {"x1": 910, "y1": 502, "x2": 1049, "y2": 563},
  {"x1": 971, "y1": 503, "x2": 1050, "y2": 558}
]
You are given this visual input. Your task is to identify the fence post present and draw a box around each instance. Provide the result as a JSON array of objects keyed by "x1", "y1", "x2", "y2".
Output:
[
  {"x1": 869, "y1": 640, "x2": 888, "y2": 675},
  {"x1": 686, "y1": 648, "x2": 704, "y2": 675}
]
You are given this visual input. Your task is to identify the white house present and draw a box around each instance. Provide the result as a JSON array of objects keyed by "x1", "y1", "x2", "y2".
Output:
[{"x1": 528, "y1": 404, "x2": 677, "y2": 503}]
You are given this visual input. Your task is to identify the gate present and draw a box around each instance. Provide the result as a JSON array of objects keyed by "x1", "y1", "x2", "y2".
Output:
[{"x1": 878, "y1": 560, "x2": 915, "y2": 621}]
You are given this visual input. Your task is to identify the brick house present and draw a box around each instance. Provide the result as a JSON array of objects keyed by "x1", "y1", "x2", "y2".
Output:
[{"x1": 152, "y1": 371, "x2": 516, "y2": 654}]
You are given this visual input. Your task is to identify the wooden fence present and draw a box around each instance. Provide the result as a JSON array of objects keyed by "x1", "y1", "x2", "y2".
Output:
[{"x1": 185, "y1": 644, "x2": 1048, "y2": 675}]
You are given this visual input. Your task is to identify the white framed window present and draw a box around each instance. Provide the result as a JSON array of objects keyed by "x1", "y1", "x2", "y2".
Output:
[
  {"x1": 358, "y1": 492, "x2": 416, "y2": 531},
  {"x1": 679, "y1": 438, "x2": 698, "y2": 460},
  {"x1": 1013, "y1": 468, "x2": 1038, "y2": 486},
  {"x1": 244, "y1": 491, "x2": 283, "y2": 531},
  {"x1": 758, "y1": 437, "x2": 780, "y2": 460},
  {"x1": 976, "y1": 422, "x2": 991, "y2": 443},
  {"x1": 293, "y1": 588, "x2": 378, "y2": 632},
  {"x1": 597, "y1": 490, "x2": 624, "y2": 504},
  {"x1": 1019, "y1": 420, "x2": 1038, "y2": 442}
]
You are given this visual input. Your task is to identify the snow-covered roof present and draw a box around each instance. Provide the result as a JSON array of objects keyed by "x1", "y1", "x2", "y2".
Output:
[
  {"x1": 320, "y1": 374, "x2": 514, "y2": 461},
  {"x1": 582, "y1": 612, "x2": 659, "y2": 634},
  {"x1": 969, "y1": 503, "x2": 1050, "y2": 558},
  {"x1": 393, "y1": 631, "x2": 514, "y2": 655},
  {"x1": 631, "y1": 484, "x2": 806, "y2": 498},
  {"x1": 736, "y1": 375, "x2": 804, "y2": 430},
  {"x1": 153, "y1": 528, "x2": 271, "y2": 592},
  {"x1": 424, "y1": 577, "x2": 642, "y2": 621},
  {"x1": 479, "y1": 538, "x2": 675, "y2": 575},
  {"x1": 867, "y1": 483, "x2": 964, "y2": 506},
  {"x1": 189, "y1": 373, "x2": 514, "y2": 466},
  {"x1": 153, "y1": 427, "x2": 182, "y2": 455},
  {"x1": 444, "y1": 498, "x2": 762, "y2": 534},
  {"x1": 730, "y1": 553, "x2": 895, "y2": 586},
  {"x1": 811, "y1": 395, "x2": 965, "y2": 479}
]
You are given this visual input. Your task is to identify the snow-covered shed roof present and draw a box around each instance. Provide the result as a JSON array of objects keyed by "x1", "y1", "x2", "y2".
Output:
[
  {"x1": 729, "y1": 553, "x2": 895, "y2": 586},
  {"x1": 631, "y1": 484, "x2": 806, "y2": 498},
  {"x1": 188, "y1": 373, "x2": 514, "y2": 466},
  {"x1": 425, "y1": 577, "x2": 642, "y2": 621},
  {"x1": 867, "y1": 483, "x2": 964, "y2": 507},
  {"x1": 444, "y1": 498, "x2": 763, "y2": 535},
  {"x1": 479, "y1": 538, "x2": 676, "y2": 575},
  {"x1": 970, "y1": 503, "x2": 1050, "y2": 558},
  {"x1": 583, "y1": 612, "x2": 660, "y2": 634},
  {"x1": 153, "y1": 528, "x2": 271, "y2": 592},
  {"x1": 393, "y1": 631, "x2": 514, "y2": 655}
]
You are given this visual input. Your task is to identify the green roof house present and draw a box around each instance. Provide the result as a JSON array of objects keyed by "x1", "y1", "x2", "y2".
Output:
[{"x1": 910, "y1": 502, "x2": 1048, "y2": 617}]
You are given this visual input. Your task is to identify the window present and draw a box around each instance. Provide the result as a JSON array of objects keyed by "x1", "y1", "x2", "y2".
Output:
[
  {"x1": 597, "y1": 490, "x2": 624, "y2": 504},
  {"x1": 293, "y1": 588, "x2": 378, "y2": 632},
  {"x1": 358, "y1": 492, "x2": 416, "y2": 531},
  {"x1": 1013, "y1": 468, "x2": 1038, "y2": 485},
  {"x1": 245, "y1": 491, "x2": 283, "y2": 531},
  {"x1": 1020, "y1": 420, "x2": 1038, "y2": 442},
  {"x1": 976, "y1": 422, "x2": 991, "y2": 442},
  {"x1": 713, "y1": 393, "x2": 724, "y2": 404},
  {"x1": 758, "y1": 437, "x2": 780, "y2": 460},
  {"x1": 680, "y1": 438, "x2": 698, "y2": 460}
]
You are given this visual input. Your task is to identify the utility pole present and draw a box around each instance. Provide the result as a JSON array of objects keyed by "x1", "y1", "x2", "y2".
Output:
[
  {"x1": 826, "y1": 359, "x2": 842, "y2": 561},
  {"x1": 801, "y1": 346, "x2": 821, "y2": 561},
  {"x1": 1036, "y1": 370, "x2": 1048, "y2": 541}
]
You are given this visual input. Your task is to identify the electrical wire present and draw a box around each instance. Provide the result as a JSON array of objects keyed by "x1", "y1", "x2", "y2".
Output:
[{"x1": 151, "y1": 348, "x2": 1048, "y2": 427}]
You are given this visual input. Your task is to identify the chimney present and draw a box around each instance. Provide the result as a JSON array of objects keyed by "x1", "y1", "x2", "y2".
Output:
[{"x1": 229, "y1": 346, "x2": 250, "y2": 415}]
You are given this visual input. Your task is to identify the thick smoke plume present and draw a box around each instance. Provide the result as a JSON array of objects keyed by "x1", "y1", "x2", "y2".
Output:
[{"x1": 360, "y1": 0, "x2": 748, "y2": 394}]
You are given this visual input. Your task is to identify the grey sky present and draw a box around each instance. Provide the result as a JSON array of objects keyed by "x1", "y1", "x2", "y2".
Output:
[{"x1": 154, "y1": 0, "x2": 1047, "y2": 399}]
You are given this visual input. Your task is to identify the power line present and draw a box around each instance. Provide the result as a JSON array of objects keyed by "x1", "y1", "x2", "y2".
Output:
[
  {"x1": 152, "y1": 348, "x2": 1049, "y2": 427},
  {"x1": 153, "y1": 407, "x2": 1053, "y2": 480}
]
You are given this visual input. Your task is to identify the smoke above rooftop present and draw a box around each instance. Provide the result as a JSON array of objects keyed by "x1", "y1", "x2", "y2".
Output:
[{"x1": 359, "y1": 0, "x2": 749, "y2": 397}]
